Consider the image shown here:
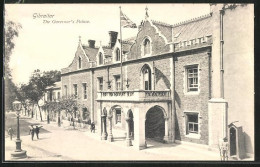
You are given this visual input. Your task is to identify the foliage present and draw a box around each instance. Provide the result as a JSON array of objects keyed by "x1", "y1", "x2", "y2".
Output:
[
  {"x1": 4, "y1": 20, "x2": 22, "y2": 77},
  {"x1": 4, "y1": 77, "x2": 19, "y2": 110},
  {"x1": 4, "y1": 20, "x2": 21, "y2": 110},
  {"x1": 25, "y1": 69, "x2": 61, "y2": 104}
]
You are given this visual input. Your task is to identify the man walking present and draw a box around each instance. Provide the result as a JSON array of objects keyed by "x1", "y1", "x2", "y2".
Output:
[
  {"x1": 29, "y1": 125, "x2": 35, "y2": 140},
  {"x1": 8, "y1": 127, "x2": 14, "y2": 140},
  {"x1": 35, "y1": 126, "x2": 43, "y2": 139}
]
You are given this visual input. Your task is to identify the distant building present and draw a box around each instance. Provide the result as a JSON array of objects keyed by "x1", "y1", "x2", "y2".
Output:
[
  {"x1": 45, "y1": 81, "x2": 61, "y2": 102},
  {"x1": 61, "y1": 4, "x2": 254, "y2": 158}
]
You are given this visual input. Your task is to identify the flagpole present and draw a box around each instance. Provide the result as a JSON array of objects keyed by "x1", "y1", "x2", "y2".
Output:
[{"x1": 119, "y1": 6, "x2": 123, "y2": 91}]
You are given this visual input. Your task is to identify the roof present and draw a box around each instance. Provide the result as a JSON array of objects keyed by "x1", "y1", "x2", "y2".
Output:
[
  {"x1": 82, "y1": 45, "x2": 99, "y2": 61},
  {"x1": 172, "y1": 14, "x2": 212, "y2": 42},
  {"x1": 151, "y1": 13, "x2": 212, "y2": 43},
  {"x1": 46, "y1": 81, "x2": 61, "y2": 90},
  {"x1": 103, "y1": 47, "x2": 113, "y2": 57}
]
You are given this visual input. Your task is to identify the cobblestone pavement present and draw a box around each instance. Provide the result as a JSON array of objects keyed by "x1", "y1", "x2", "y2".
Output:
[{"x1": 4, "y1": 113, "x2": 249, "y2": 161}]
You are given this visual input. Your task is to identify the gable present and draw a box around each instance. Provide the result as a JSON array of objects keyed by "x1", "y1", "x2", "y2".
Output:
[{"x1": 127, "y1": 20, "x2": 171, "y2": 60}]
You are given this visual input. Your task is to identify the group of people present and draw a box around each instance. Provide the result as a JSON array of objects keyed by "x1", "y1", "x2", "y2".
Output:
[{"x1": 29, "y1": 125, "x2": 43, "y2": 140}]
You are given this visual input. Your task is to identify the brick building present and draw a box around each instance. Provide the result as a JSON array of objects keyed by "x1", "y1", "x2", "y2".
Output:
[{"x1": 61, "y1": 4, "x2": 254, "y2": 158}]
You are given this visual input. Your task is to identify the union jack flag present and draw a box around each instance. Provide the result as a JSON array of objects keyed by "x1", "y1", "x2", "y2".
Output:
[{"x1": 120, "y1": 11, "x2": 137, "y2": 28}]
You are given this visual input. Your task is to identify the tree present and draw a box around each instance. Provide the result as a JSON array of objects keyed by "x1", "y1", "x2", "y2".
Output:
[
  {"x1": 26, "y1": 69, "x2": 61, "y2": 121},
  {"x1": 58, "y1": 95, "x2": 84, "y2": 129},
  {"x1": 16, "y1": 84, "x2": 31, "y2": 116},
  {"x1": 4, "y1": 20, "x2": 22, "y2": 111}
]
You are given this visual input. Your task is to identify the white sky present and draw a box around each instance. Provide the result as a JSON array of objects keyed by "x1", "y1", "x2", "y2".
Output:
[{"x1": 5, "y1": 4, "x2": 210, "y2": 85}]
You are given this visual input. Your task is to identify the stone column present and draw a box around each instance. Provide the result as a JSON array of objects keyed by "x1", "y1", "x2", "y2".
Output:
[
  {"x1": 107, "y1": 114, "x2": 113, "y2": 142},
  {"x1": 101, "y1": 114, "x2": 107, "y2": 140},
  {"x1": 163, "y1": 116, "x2": 169, "y2": 143},
  {"x1": 125, "y1": 117, "x2": 132, "y2": 146}
]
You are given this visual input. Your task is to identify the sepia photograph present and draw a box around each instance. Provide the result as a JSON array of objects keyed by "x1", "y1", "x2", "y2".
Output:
[{"x1": 3, "y1": 3, "x2": 254, "y2": 162}]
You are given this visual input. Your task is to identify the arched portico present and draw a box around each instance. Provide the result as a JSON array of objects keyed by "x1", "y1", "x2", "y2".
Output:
[{"x1": 97, "y1": 100, "x2": 171, "y2": 150}]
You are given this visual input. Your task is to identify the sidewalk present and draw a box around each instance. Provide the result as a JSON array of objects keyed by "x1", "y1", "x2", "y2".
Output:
[{"x1": 6, "y1": 115, "x2": 253, "y2": 161}]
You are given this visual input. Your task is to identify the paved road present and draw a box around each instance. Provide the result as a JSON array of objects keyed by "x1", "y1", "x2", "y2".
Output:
[{"x1": 4, "y1": 112, "x2": 223, "y2": 161}]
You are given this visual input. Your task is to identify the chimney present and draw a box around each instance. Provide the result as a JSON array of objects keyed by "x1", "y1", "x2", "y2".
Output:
[
  {"x1": 108, "y1": 31, "x2": 118, "y2": 48},
  {"x1": 88, "y1": 40, "x2": 95, "y2": 48}
]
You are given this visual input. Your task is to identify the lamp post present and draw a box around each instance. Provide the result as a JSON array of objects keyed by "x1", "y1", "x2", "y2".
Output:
[{"x1": 11, "y1": 98, "x2": 27, "y2": 159}]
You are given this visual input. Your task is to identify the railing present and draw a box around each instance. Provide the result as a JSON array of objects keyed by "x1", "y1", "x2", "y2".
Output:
[{"x1": 97, "y1": 89, "x2": 171, "y2": 102}]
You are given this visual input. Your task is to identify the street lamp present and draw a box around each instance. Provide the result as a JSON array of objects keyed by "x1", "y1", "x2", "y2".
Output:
[{"x1": 11, "y1": 98, "x2": 27, "y2": 159}]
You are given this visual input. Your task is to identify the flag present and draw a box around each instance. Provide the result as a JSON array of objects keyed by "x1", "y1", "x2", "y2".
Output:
[{"x1": 120, "y1": 11, "x2": 137, "y2": 28}]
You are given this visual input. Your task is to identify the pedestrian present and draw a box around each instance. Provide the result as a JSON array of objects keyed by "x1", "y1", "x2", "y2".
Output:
[
  {"x1": 219, "y1": 137, "x2": 229, "y2": 161},
  {"x1": 35, "y1": 125, "x2": 43, "y2": 139},
  {"x1": 91, "y1": 122, "x2": 95, "y2": 133},
  {"x1": 8, "y1": 127, "x2": 14, "y2": 140},
  {"x1": 29, "y1": 125, "x2": 35, "y2": 141}
]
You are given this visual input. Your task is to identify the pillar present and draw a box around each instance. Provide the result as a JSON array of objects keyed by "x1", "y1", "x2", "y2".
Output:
[
  {"x1": 107, "y1": 115, "x2": 113, "y2": 142},
  {"x1": 101, "y1": 114, "x2": 107, "y2": 140},
  {"x1": 163, "y1": 116, "x2": 169, "y2": 143},
  {"x1": 133, "y1": 107, "x2": 146, "y2": 150},
  {"x1": 125, "y1": 117, "x2": 132, "y2": 146}
]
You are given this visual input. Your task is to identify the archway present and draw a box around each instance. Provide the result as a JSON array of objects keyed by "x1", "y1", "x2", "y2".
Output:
[
  {"x1": 145, "y1": 106, "x2": 165, "y2": 142},
  {"x1": 230, "y1": 127, "x2": 237, "y2": 156}
]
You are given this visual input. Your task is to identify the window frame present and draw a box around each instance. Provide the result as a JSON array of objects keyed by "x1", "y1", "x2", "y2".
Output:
[
  {"x1": 115, "y1": 48, "x2": 121, "y2": 62},
  {"x1": 183, "y1": 111, "x2": 201, "y2": 139},
  {"x1": 78, "y1": 56, "x2": 82, "y2": 69},
  {"x1": 114, "y1": 75, "x2": 121, "y2": 91},
  {"x1": 184, "y1": 64, "x2": 200, "y2": 95},
  {"x1": 82, "y1": 83, "x2": 87, "y2": 99},
  {"x1": 73, "y1": 84, "x2": 78, "y2": 98},
  {"x1": 141, "y1": 37, "x2": 152, "y2": 57},
  {"x1": 115, "y1": 109, "x2": 121, "y2": 124},
  {"x1": 99, "y1": 53, "x2": 103, "y2": 65},
  {"x1": 64, "y1": 85, "x2": 68, "y2": 98},
  {"x1": 98, "y1": 77, "x2": 103, "y2": 91}
]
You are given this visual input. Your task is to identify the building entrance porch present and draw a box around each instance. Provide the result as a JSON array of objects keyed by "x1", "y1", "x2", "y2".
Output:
[{"x1": 97, "y1": 99, "x2": 173, "y2": 150}]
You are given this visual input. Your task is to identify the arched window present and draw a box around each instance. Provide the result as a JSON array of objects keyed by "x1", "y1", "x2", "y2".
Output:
[
  {"x1": 144, "y1": 38, "x2": 151, "y2": 55},
  {"x1": 78, "y1": 57, "x2": 82, "y2": 69},
  {"x1": 116, "y1": 48, "x2": 120, "y2": 62},
  {"x1": 142, "y1": 65, "x2": 152, "y2": 90},
  {"x1": 99, "y1": 53, "x2": 103, "y2": 65}
]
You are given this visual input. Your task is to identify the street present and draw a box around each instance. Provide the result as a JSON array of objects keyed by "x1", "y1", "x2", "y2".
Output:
[{"x1": 4, "y1": 112, "x2": 221, "y2": 161}]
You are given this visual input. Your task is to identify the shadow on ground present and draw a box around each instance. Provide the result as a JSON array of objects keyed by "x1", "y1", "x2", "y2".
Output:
[{"x1": 5, "y1": 112, "x2": 51, "y2": 137}]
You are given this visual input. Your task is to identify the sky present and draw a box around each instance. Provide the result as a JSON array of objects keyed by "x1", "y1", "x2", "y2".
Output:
[{"x1": 5, "y1": 4, "x2": 210, "y2": 85}]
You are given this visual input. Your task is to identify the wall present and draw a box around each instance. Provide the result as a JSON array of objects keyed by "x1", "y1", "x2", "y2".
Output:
[
  {"x1": 174, "y1": 49, "x2": 211, "y2": 145},
  {"x1": 222, "y1": 5, "x2": 254, "y2": 154}
]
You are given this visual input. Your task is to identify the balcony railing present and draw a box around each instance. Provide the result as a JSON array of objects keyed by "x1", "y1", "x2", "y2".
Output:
[{"x1": 96, "y1": 89, "x2": 171, "y2": 102}]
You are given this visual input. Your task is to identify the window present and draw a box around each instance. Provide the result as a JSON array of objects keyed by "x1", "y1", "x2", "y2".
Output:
[
  {"x1": 116, "y1": 109, "x2": 121, "y2": 124},
  {"x1": 57, "y1": 92, "x2": 60, "y2": 99},
  {"x1": 116, "y1": 48, "x2": 120, "y2": 61},
  {"x1": 82, "y1": 108, "x2": 88, "y2": 120},
  {"x1": 98, "y1": 77, "x2": 103, "y2": 91},
  {"x1": 114, "y1": 75, "x2": 121, "y2": 90},
  {"x1": 187, "y1": 65, "x2": 198, "y2": 92},
  {"x1": 82, "y1": 83, "x2": 87, "y2": 99},
  {"x1": 53, "y1": 92, "x2": 56, "y2": 101},
  {"x1": 186, "y1": 113, "x2": 199, "y2": 134},
  {"x1": 99, "y1": 53, "x2": 103, "y2": 65},
  {"x1": 144, "y1": 38, "x2": 151, "y2": 55},
  {"x1": 78, "y1": 57, "x2": 82, "y2": 69},
  {"x1": 142, "y1": 65, "x2": 151, "y2": 90},
  {"x1": 73, "y1": 84, "x2": 78, "y2": 98},
  {"x1": 64, "y1": 85, "x2": 68, "y2": 97}
]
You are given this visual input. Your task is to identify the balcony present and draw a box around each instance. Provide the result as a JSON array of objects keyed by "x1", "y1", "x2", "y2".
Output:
[{"x1": 96, "y1": 89, "x2": 171, "y2": 102}]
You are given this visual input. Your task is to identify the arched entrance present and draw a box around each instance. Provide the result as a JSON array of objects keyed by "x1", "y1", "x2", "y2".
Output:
[
  {"x1": 230, "y1": 127, "x2": 237, "y2": 156},
  {"x1": 145, "y1": 106, "x2": 165, "y2": 142}
]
